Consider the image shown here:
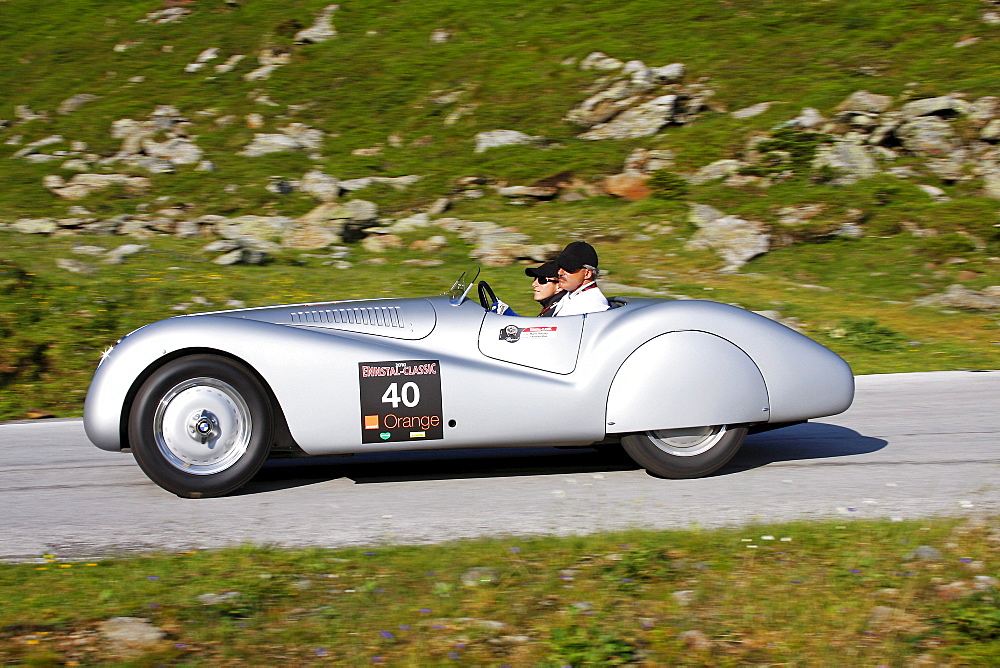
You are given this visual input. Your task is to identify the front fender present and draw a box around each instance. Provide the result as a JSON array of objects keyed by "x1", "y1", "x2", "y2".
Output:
[{"x1": 605, "y1": 331, "x2": 770, "y2": 433}]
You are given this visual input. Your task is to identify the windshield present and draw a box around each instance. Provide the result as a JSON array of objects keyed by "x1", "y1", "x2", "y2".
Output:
[{"x1": 448, "y1": 267, "x2": 480, "y2": 305}]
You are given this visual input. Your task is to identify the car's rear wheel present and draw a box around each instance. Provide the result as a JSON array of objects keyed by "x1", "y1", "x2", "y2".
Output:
[
  {"x1": 621, "y1": 425, "x2": 746, "y2": 479},
  {"x1": 129, "y1": 355, "x2": 273, "y2": 498}
]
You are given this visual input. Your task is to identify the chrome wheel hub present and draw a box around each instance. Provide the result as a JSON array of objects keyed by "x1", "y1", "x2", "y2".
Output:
[
  {"x1": 153, "y1": 377, "x2": 252, "y2": 475},
  {"x1": 647, "y1": 425, "x2": 727, "y2": 457}
]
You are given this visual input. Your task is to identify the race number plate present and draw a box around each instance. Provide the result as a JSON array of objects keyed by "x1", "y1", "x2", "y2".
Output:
[{"x1": 358, "y1": 360, "x2": 444, "y2": 443}]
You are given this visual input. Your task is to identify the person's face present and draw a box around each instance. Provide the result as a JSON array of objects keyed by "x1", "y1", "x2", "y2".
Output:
[
  {"x1": 531, "y1": 276, "x2": 561, "y2": 302},
  {"x1": 558, "y1": 266, "x2": 592, "y2": 293}
]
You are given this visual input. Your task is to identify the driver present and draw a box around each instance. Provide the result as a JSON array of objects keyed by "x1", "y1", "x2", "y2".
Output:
[
  {"x1": 551, "y1": 241, "x2": 609, "y2": 316},
  {"x1": 525, "y1": 261, "x2": 565, "y2": 317}
]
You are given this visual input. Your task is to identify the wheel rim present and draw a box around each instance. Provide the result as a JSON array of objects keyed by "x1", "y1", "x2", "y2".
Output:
[
  {"x1": 646, "y1": 425, "x2": 728, "y2": 457},
  {"x1": 152, "y1": 377, "x2": 252, "y2": 475}
]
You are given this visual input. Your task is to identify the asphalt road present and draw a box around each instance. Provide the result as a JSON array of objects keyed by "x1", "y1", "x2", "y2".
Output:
[{"x1": 1, "y1": 370, "x2": 997, "y2": 561}]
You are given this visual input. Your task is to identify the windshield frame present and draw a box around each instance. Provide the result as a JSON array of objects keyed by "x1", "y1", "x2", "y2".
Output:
[{"x1": 447, "y1": 267, "x2": 481, "y2": 306}]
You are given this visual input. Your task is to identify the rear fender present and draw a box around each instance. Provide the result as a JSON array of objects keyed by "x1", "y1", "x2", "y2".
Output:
[{"x1": 605, "y1": 331, "x2": 770, "y2": 433}]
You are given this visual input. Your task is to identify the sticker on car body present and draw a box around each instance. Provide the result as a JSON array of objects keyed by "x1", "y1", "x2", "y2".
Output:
[
  {"x1": 359, "y1": 360, "x2": 444, "y2": 443},
  {"x1": 500, "y1": 325, "x2": 557, "y2": 343}
]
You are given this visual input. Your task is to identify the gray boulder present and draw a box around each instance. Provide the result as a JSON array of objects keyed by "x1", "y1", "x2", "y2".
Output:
[
  {"x1": 579, "y1": 94, "x2": 677, "y2": 140},
  {"x1": 791, "y1": 107, "x2": 826, "y2": 129},
  {"x1": 216, "y1": 215, "x2": 296, "y2": 240},
  {"x1": 579, "y1": 52, "x2": 624, "y2": 71},
  {"x1": 11, "y1": 134, "x2": 63, "y2": 159},
  {"x1": 899, "y1": 96, "x2": 971, "y2": 120},
  {"x1": 897, "y1": 117, "x2": 959, "y2": 156},
  {"x1": 299, "y1": 170, "x2": 341, "y2": 201},
  {"x1": 969, "y1": 96, "x2": 1000, "y2": 126},
  {"x1": 240, "y1": 123, "x2": 324, "y2": 156},
  {"x1": 685, "y1": 204, "x2": 770, "y2": 272},
  {"x1": 45, "y1": 173, "x2": 152, "y2": 200},
  {"x1": 282, "y1": 226, "x2": 342, "y2": 250},
  {"x1": 731, "y1": 102, "x2": 773, "y2": 120},
  {"x1": 916, "y1": 285, "x2": 1000, "y2": 311},
  {"x1": 689, "y1": 159, "x2": 744, "y2": 184},
  {"x1": 295, "y1": 4, "x2": 338, "y2": 44},
  {"x1": 99, "y1": 617, "x2": 166, "y2": 651},
  {"x1": 143, "y1": 138, "x2": 203, "y2": 165},
  {"x1": 56, "y1": 258, "x2": 96, "y2": 274},
  {"x1": 813, "y1": 139, "x2": 879, "y2": 180},
  {"x1": 474, "y1": 130, "x2": 545, "y2": 153},
  {"x1": 835, "y1": 90, "x2": 893, "y2": 114},
  {"x1": 11, "y1": 218, "x2": 57, "y2": 234},
  {"x1": 104, "y1": 244, "x2": 148, "y2": 264},
  {"x1": 980, "y1": 119, "x2": 1000, "y2": 141},
  {"x1": 983, "y1": 170, "x2": 1000, "y2": 199},
  {"x1": 57, "y1": 94, "x2": 99, "y2": 115}
]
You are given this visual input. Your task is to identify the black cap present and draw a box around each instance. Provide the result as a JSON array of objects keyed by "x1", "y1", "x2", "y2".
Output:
[
  {"x1": 525, "y1": 261, "x2": 560, "y2": 280},
  {"x1": 555, "y1": 241, "x2": 599, "y2": 273}
]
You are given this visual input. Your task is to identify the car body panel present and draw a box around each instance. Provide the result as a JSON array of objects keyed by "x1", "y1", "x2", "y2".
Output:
[
  {"x1": 478, "y1": 312, "x2": 584, "y2": 374},
  {"x1": 85, "y1": 291, "x2": 854, "y2": 457},
  {"x1": 606, "y1": 331, "x2": 770, "y2": 432}
]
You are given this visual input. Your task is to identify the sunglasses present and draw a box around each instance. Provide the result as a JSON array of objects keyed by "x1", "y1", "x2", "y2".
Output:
[{"x1": 533, "y1": 277, "x2": 559, "y2": 284}]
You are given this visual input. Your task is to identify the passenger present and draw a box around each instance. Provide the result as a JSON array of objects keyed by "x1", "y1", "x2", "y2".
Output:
[
  {"x1": 524, "y1": 261, "x2": 565, "y2": 317},
  {"x1": 551, "y1": 241, "x2": 609, "y2": 316}
]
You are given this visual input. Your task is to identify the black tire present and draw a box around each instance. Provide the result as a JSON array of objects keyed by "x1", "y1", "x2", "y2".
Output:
[
  {"x1": 621, "y1": 425, "x2": 747, "y2": 479},
  {"x1": 128, "y1": 354, "x2": 273, "y2": 498}
]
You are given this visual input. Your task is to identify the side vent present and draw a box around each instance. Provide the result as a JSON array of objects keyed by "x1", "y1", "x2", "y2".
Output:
[{"x1": 290, "y1": 306, "x2": 404, "y2": 328}]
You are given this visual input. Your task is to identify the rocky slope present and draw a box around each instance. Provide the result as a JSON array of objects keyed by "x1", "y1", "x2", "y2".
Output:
[{"x1": 1, "y1": 0, "x2": 999, "y2": 306}]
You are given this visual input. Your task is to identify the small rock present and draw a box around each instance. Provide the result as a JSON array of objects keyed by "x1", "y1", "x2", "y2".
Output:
[
  {"x1": 936, "y1": 581, "x2": 973, "y2": 600},
  {"x1": 99, "y1": 617, "x2": 166, "y2": 650},
  {"x1": 604, "y1": 173, "x2": 651, "y2": 200},
  {"x1": 295, "y1": 4, "x2": 339, "y2": 44},
  {"x1": 461, "y1": 567, "x2": 499, "y2": 586},
  {"x1": 867, "y1": 606, "x2": 928, "y2": 634},
  {"x1": 56, "y1": 258, "x2": 96, "y2": 275},
  {"x1": 580, "y1": 51, "x2": 624, "y2": 71},
  {"x1": 679, "y1": 629, "x2": 711, "y2": 651},
  {"x1": 361, "y1": 234, "x2": 402, "y2": 253},
  {"x1": 732, "y1": 101, "x2": 774, "y2": 119},
  {"x1": 12, "y1": 218, "x2": 58, "y2": 234},
  {"x1": 835, "y1": 90, "x2": 894, "y2": 114},
  {"x1": 672, "y1": 590, "x2": 695, "y2": 605},
  {"x1": 196, "y1": 591, "x2": 241, "y2": 605},
  {"x1": 57, "y1": 93, "x2": 99, "y2": 115},
  {"x1": 498, "y1": 185, "x2": 558, "y2": 199},
  {"x1": 474, "y1": 129, "x2": 545, "y2": 153},
  {"x1": 906, "y1": 545, "x2": 943, "y2": 561},
  {"x1": 104, "y1": 244, "x2": 148, "y2": 265}
]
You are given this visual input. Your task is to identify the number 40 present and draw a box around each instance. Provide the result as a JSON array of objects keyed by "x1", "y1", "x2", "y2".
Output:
[{"x1": 381, "y1": 381, "x2": 420, "y2": 408}]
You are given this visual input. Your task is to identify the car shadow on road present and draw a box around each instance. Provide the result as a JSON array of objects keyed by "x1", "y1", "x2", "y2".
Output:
[
  {"x1": 717, "y1": 422, "x2": 887, "y2": 476},
  {"x1": 241, "y1": 445, "x2": 639, "y2": 494},
  {"x1": 239, "y1": 422, "x2": 885, "y2": 494}
]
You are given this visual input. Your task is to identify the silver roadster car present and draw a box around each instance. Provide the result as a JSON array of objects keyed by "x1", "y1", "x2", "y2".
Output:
[{"x1": 85, "y1": 270, "x2": 854, "y2": 497}]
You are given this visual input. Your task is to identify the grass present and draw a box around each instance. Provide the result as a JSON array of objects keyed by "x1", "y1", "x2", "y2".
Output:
[{"x1": 1, "y1": 517, "x2": 997, "y2": 665}]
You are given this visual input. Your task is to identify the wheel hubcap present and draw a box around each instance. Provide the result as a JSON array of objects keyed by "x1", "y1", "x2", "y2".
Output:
[
  {"x1": 647, "y1": 425, "x2": 727, "y2": 457},
  {"x1": 153, "y1": 377, "x2": 252, "y2": 475}
]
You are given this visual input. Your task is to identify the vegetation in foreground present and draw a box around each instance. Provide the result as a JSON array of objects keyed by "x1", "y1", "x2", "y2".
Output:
[{"x1": 1, "y1": 517, "x2": 997, "y2": 665}]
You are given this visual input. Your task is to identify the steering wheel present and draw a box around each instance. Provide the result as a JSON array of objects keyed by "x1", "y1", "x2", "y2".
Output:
[{"x1": 477, "y1": 280, "x2": 498, "y2": 310}]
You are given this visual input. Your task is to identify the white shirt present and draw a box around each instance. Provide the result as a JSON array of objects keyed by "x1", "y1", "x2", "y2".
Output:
[{"x1": 552, "y1": 281, "x2": 609, "y2": 316}]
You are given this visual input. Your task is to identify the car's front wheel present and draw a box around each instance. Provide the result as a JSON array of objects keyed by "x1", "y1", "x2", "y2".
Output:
[
  {"x1": 128, "y1": 355, "x2": 273, "y2": 498},
  {"x1": 621, "y1": 425, "x2": 746, "y2": 479}
]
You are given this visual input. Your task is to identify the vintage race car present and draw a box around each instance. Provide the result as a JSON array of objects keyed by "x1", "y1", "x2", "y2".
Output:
[{"x1": 84, "y1": 270, "x2": 854, "y2": 497}]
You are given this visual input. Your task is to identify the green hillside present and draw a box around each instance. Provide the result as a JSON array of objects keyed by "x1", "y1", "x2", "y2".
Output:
[{"x1": 1, "y1": 0, "x2": 999, "y2": 418}]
